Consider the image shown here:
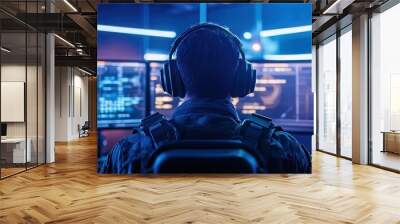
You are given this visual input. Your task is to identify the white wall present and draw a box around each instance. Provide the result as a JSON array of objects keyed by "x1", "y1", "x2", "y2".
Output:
[
  {"x1": 72, "y1": 73, "x2": 89, "y2": 138},
  {"x1": 1, "y1": 65, "x2": 26, "y2": 138},
  {"x1": 55, "y1": 66, "x2": 69, "y2": 141},
  {"x1": 54, "y1": 67, "x2": 89, "y2": 141},
  {"x1": 1, "y1": 63, "x2": 46, "y2": 164},
  {"x1": 1, "y1": 65, "x2": 42, "y2": 138}
]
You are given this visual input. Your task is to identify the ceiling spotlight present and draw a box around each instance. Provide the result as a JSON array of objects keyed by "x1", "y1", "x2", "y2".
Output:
[
  {"x1": 322, "y1": 0, "x2": 354, "y2": 15},
  {"x1": 243, "y1": 32, "x2": 252, "y2": 40},
  {"x1": 1, "y1": 47, "x2": 11, "y2": 53},
  {"x1": 63, "y1": 0, "x2": 78, "y2": 12},
  {"x1": 251, "y1": 42, "x2": 261, "y2": 52},
  {"x1": 78, "y1": 67, "x2": 93, "y2": 76},
  {"x1": 54, "y1": 34, "x2": 75, "y2": 48}
]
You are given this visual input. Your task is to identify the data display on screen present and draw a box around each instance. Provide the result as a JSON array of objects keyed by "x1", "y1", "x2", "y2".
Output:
[
  {"x1": 97, "y1": 61, "x2": 146, "y2": 128},
  {"x1": 234, "y1": 63, "x2": 313, "y2": 124},
  {"x1": 149, "y1": 62, "x2": 182, "y2": 118},
  {"x1": 147, "y1": 62, "x2": 313, "y2": 127}
]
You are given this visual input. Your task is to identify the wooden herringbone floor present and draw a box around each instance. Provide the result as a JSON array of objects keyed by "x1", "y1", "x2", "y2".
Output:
[{"x1": 1, "y1": 135, "x2": 400, "y2": 224}]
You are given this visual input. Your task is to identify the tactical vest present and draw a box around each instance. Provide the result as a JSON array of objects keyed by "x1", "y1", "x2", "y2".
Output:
[{"x1": 140, "y1": 112, "x2": 274, "y2": 154}]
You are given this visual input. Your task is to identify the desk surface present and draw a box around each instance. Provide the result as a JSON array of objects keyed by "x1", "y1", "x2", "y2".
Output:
[
  {"x1": 1, "y1": 138, "x2": 27, "y2": 143},
  {"x1": 381, "y1": 131, "x2": 400, "y2": 134}
]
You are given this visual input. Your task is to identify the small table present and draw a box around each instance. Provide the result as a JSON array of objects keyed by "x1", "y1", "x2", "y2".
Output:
[
  {"x1": 1, "y1": 138, "x2": 31, "y2": 164},
  {"x1": 381, "y1": 131, "x2": 400, "y2": 154}
]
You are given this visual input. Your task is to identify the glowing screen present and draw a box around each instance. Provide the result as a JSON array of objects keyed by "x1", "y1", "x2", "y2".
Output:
[
  {"x1": 235, "y1": 63, "x2": 313, "y2": 123},
  {"x1": 97, "y1": 61, "x2": 146, "y2": 128}
]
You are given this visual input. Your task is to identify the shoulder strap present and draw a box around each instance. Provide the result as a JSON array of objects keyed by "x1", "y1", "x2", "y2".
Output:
[
  {"x1": 131, "y1": 121, "x2": 142, "y2": 134},
  {"x1": 239, "y1": 113, "x2": 273, "y2": 150},
  {"x1": 141, "y1": 112, "x2": 179, "y2": 149}
]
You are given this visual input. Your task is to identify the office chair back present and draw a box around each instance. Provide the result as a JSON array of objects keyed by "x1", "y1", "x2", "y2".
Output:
[
  {"x1": 147, "y1": 140, "x2": 261, "y2": 173},
  {"x1": 82, "y1": 121, "x2": 90, "y2": 130}
]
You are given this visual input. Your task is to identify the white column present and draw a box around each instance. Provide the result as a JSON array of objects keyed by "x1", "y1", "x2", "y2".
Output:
[
  {"x1": 352, "y1": 14, "x2": 369, "y2": 164},
  {"x1": 46, "y1": 32, "x2": 55, "y2": 163},
  {"x1": 45, "y1": 1, "x2": 55, "y2": 163}
]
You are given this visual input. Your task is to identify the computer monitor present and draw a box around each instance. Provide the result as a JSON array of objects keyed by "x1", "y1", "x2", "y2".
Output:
[
  {"x1": 149, "y1": 62, "x2": 313, "y2": 124},
  {"x1": 234, "y1": 62, "x2": 313, "y2": 122},
  {"x1": 234, "y1": 62, "x2": 313, "y2": 151},
  {"x1": 1, "y1": 123, "x2": 7, "y2": 137},
  {"x1": 97, "y1": 61, "x2": 147, "y2": 128}
]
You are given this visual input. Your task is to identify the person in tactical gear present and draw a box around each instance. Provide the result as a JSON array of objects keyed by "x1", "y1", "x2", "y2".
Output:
[{"x1": 99, "y1": 23, "x2": 311, "y2": 174}]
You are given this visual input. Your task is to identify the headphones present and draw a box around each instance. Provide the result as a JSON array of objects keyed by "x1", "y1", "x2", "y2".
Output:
[{"x1": 160, "y1": 23, "x2": 256, "y2": 98}]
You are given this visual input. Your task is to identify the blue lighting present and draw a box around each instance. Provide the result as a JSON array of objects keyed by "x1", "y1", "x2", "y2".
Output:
[
  {"x1": 98, "y1": 3, "x2": 312, "y2": 61},
  {"x1": 98, "y1": 25, "x2": 177, "y2": 38},
  {"x1": 200, "y1": 3, "x2": 207, "y2": 23},
  {"x1": 243, "y1": 32, "x2": 252, "y2": 40},
  {"x1": 144, "y1": 53, "x2": 169, "y2": 61},
  {"x1": 260, "y1": 25, "x2": 312, "y2": 38},
  {"x1": 263, "y1": 53, "x2": 312, "y2": 61},
  {"x1": 252, "y1": 42, "x2": 262, "y2": 52}
]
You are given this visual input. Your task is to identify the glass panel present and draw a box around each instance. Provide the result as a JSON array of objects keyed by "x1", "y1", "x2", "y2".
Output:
[
  {"x1": 0, "y1": 1, "x2": 46, "y2": 178},
  {"x1": 371, "y1": 4, "x2": 400, "y2": 171},
  {"x1": 317, "y1": 36, "x2": 337, "y2": 154},
  {"x1": 339, "y1": 29, "x2": 352, "y2": 158},
  {"x1": 1, "y1": 28, "x2": 27, "y2": 177},
  {"x1": 27, "y1": 30, "x2": 38, "y2": 169},
  {"x1": 26, "y1": 0, "x2": 39, "y2": 169}
]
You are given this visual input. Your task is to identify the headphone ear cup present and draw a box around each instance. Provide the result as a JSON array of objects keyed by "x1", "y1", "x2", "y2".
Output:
[
  {"x1": 245, "y1": 63, "x2": 252, "y2": 94},
  {"x1": 165, "y1": 60, "x2": 186, "y2": 98},
  {"x1": 161, "y1": 63, "x2": 173, "y2": 95},
  {"x1": 246, "y1": 62, "x2": 256, "y2": 94},
  {"x1": 231, "y1": 60, "x2": 245, "y2": 97},
  {"x1": 250, "y1": 66, "x2": 257, "y2": 93},
  {"x1": 231, "y1": 59, "x2": 255, "y2": 97}
]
